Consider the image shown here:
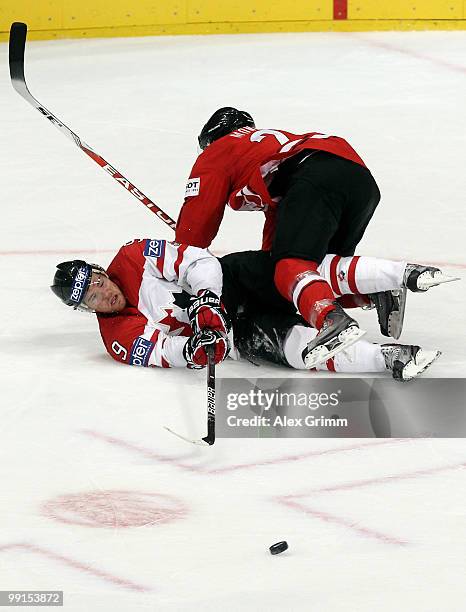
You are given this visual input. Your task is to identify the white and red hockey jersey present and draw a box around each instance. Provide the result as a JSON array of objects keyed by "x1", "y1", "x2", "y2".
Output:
[{"x1": 97, "y1": 239, "x2": 222, "y2": 368}]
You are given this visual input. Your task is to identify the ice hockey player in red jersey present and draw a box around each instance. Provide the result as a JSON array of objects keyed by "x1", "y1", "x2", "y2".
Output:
[
  {"x1": 175, "y1": 107, "x2": 383, "y2": 368},
  {"x1": 50, "y1": 239, "x2": 453, "y2": 380}
]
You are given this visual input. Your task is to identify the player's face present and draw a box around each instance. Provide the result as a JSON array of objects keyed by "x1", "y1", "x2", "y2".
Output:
[{"x1": 84, "y1": 271, "x2": 126, "y2": 313}]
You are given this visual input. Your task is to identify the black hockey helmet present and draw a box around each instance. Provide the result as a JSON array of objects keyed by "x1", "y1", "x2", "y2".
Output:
[
  {"x1": 198, "y1": 107, "x2": 255, "y2": 150},
  {"x1": 51, "y1": 260, "x2": 106, "y2": 312}
]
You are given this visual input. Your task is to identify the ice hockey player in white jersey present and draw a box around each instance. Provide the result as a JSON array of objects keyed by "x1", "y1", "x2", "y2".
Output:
[
  {"x1": 51, "y1": 239, "x2": 455, "y2": 380},
  {"x1": 52, "y1": 239, "x2": 230, "y2": 369}
]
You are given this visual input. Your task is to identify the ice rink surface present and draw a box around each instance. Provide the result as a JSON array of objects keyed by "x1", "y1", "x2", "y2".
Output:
[{"x1": 1, "y1": 30, "x2": 465, "y2": 610}]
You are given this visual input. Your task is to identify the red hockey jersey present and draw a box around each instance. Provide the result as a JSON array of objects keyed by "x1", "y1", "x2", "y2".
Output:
[
  {"x1": 96, "y1": 239, "x2": 222, "y2": 368},
  {"x1": 175, "y1": 127, "x2": 366, "y2": 250}
]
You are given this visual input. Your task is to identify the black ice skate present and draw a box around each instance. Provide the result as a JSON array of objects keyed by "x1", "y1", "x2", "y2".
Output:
[
  {"x1": 302, "y1": 302, "x2": 366, "y2": 368},
  {"x1": 369, "y1": 289, "x2": 407, "y2": 340},
  {"x1": 381, "y1": 344, "x2": 441, "y2": 381},
  {"x1": 404, "y1": 264, "x2": 459, "y2": 292},
  {"x1": 370, "y1": 264, "x2": 459, "y2": 340}
]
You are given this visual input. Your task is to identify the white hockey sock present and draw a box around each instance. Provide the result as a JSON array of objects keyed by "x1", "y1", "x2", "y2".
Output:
[
  {"x1": 330, "y1": 340, "x2": 386, "y2": 373},
  {"x1": 318, "y1": 254, "x2": 407, "y2": 295},
  {"x1": 283, "y1": 325, "x2": 386, "y2": 372}
]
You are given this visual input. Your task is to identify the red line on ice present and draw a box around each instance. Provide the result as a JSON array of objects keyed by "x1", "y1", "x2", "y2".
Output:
[
  {"x1": 81, "y1": 432, "x2": 413, "y2": 477},
  {"x1": 287, "y1": 459, "x2": 466, "y2": 498},
  {"x1": 0, "y1": 248, "x2": 116, "y2": 256},
  {"x1": 349, "y1": 34, "x2": 466, "y2": 75},
  {"x1": 0, "y1": 543, "x2": 153, "y2": 592},
  {"x1": 0, "y1": 248, "x2": 464, "y2": 271},
  {"x1": 278, "y1": 498, "x2": 408, "y2": 546},
  {"x1": 207, "y1": 439, "x2": 410, "y2": 474},
  {"x1": 80, "y1": 429, "x2": 204, "y2": 472},
  {"x1": 275, "y1": 459, "x2": 466, "y2": 545}
]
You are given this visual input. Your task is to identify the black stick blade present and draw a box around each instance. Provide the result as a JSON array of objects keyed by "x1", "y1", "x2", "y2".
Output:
[
  {"x1": 9, "y1": 22, "x2": 27, "y2": 84},
  {"x1": 201, "y1": 431, "x2": 215, "y2": 445}
]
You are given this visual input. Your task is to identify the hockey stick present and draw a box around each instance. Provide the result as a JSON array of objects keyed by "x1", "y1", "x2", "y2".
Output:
[
  {"x1": 203, "y1": 344, "x2": 216, "y2": 445},
  {"x1": 164, "y1": 345, "x2": 216, "y2": 446},
  {"x1": 11, "y1": 22, "x2": 217, "y2": 446},
  {"x1": 9, "y1": 22, "x2": 176, "y2": 231}
]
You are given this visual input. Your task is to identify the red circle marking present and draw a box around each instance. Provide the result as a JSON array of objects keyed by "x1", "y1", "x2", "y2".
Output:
[{"x1": 41, "y1": 490, "x2": 187, "y2": 528}]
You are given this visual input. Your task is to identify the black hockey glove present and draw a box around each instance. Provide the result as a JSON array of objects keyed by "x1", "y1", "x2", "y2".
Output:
[
  {"x1": 183, "y1": 329, "x2": 230, "y2": 369},
  {"x1": 187, "y1": 289, "x2": 231, "y2": 335}
]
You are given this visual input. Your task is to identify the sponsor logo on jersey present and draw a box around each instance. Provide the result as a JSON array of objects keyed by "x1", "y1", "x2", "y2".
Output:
[
  {"x1": 129, "y1": 336, "x2": 155, "y2": 366},
  {"x1": 338, "y1": 270, "x2": 346, "y2": 282},
  {"x1": 143, "y1": 239, "x2": 165, "y2": 258},
  {"x1": 70, "y1": 266, "x2": 90, "y2": 304},
  {"x1": 185, "y1": 178, "x2": 200, "y2": 197}
]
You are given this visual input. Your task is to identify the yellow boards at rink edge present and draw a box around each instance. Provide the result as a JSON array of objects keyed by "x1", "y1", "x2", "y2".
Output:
[{"x1": 0, "y1": 0, "x2": 465, "y2": 40}]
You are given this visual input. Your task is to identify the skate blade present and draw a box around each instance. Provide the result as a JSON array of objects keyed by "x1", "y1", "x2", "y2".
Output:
[
  {"x1": 401, "y1": 349, "x2": 442, "y2": 381},
  {"x1": 417, "y1": 272, "x2": 460, "y2": 291},
  {"x1": 387, "y1": 287, "x2": 407, "y2": 340},
  {"x1": 304, "y1": 326, "x2": 366, "y2": 369}
]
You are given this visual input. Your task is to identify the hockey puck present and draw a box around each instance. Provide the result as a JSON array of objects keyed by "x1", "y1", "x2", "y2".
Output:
[{"x1": 269, "y1": 541, "x2": 288, "y2": 555}]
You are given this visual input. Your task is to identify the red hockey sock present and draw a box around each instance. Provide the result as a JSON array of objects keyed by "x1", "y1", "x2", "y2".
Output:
[
  {"x1": 274, "y1": 258, "x2": 336, "y2": 329},
  {"x1": 337, "y1": 294, "x2": 372, "y2": 309}
]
